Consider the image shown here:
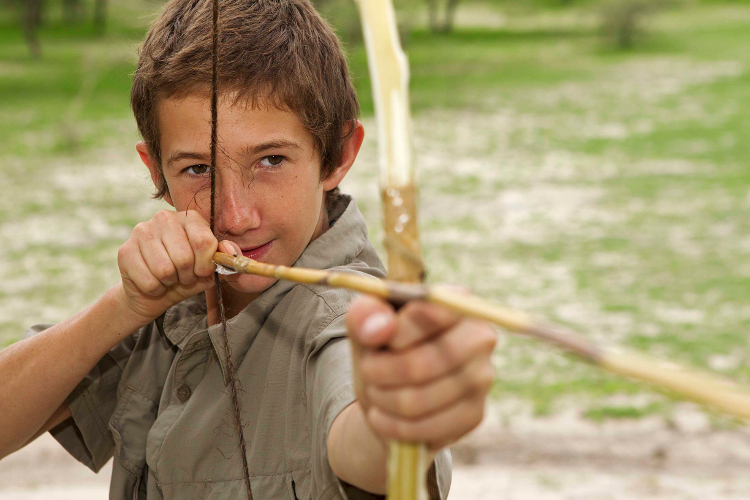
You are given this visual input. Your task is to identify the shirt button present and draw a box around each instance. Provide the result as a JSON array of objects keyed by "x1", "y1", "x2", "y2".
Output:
[{"x1": 176, "y1": 384, "x2": 191, "y2": 402}]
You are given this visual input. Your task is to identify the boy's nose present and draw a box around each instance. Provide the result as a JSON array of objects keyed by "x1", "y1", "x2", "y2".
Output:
[{"x1": 214, "y1": 171, "x2": 260, "y2": 236}]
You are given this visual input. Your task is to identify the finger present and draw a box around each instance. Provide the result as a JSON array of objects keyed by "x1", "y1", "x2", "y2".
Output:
[
  {"x1": 347, "y1": 294, "x2": 397, "y2": 349},
  {"x1": 139, "y1": 240, "x2": 178, "y2": 288},
  {"x1": 365, "y1": 355, "x2": 495, "y2": 419},
  {"x1": 161, "y1": 221, "x2": 197, "y2": 286},
  {"x1": 366, "y1": 393, "x2": 487, "y2": 447},
  {"x1": 183, "y1": 210, "x2": 218, "y2": 277},
  {"x1": 136, "y1": 227, "x2": 179, "y2": 288},
  {"x1": 390, "y1": 300, "x2": 462, "y2": 351},
  {"x1": 120, "y1": 247, "x2": 167, "y2": 297},
  {"x1": 360, "y1": 320, "x2": 496, "y2": 387}
]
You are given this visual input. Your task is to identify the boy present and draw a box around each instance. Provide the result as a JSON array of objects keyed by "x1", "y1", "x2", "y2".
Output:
[{"x1": 0, "y1": 0, "x2": 496, "y2": 498}]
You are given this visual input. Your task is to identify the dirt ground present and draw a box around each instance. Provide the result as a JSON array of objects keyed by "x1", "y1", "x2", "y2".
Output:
[{"x1": 3, "y1": 402, "x2": 750, "y2": 499}]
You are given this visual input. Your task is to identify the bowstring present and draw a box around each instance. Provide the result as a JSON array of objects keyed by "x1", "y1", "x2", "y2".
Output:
[{"x1": 210, "y1": 0, "x2": 253, "y2": 497}]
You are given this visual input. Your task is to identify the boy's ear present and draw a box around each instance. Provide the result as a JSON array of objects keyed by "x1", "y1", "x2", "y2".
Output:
[
  {"x1": 322, "y1": 120, "x2": 365, "y2": 192},
  {"x1": 136, "y1": 141, "x2": 174, "y2": 206}
]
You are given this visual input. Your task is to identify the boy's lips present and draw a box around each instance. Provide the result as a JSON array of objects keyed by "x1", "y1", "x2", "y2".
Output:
[{"x1": 240, "y1": 240, "x2": 273, "y2": 261}]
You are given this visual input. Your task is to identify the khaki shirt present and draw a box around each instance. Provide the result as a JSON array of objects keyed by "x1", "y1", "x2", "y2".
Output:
[{"x1": 25, "y1": 196, "x2": 451, "y2": 499}]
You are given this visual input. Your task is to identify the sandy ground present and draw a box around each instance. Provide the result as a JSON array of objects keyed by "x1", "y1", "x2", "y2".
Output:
[{"x1": 3, "y1": 403, "x2": 750, "y2": 499}]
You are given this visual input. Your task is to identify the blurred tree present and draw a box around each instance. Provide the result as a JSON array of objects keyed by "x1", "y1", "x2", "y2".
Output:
[
  {"x1": 23, "y1": 0, "x2": 43, "y2": 58},
  {"x1": 425, "y1": 0, "x2": 461, "y2": 33},
  {"x1": 312, "y1": 0, "x2": 419, "y2": 46},
  {"x1": 393, "y1": 0, "x2": 420, "y2": 45},
  {"x1": 314, "y1": 0, "x2": 363, "y2": 44},
  {"x1": 62, "y1": 0, "x2": 82, "y2": 23},
  {"x1": 601, "y1": 0, "x2": 648, "y2": 48},
  {"x1": 93, "y1": 0, "x2": 107, "y2": 35},
  {"x1": 601, "y1": 0, "x2": 675, "y2": 49}
]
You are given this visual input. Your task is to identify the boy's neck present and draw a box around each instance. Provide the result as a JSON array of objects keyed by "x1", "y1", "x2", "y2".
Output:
[{"x1": 221, "y1": 285, "x2": 261, "y2": 320}]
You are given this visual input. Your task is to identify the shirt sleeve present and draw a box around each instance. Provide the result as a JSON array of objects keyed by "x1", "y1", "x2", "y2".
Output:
[
  {"x1": 305, "y1": 315, "x2": 452, "y2": 500},
  {"x1": 22, "y1": 323, "x2": 137, "y2": 473}
]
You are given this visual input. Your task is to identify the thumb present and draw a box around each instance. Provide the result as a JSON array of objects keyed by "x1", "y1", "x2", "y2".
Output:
[
  {"x1": 219, "y1": 240, "x2": 241, "y2": 256},
  {"x1": 347, "y1": 294, "x2": 397, "y2": 349},
  {"x1": 347, "y1": 294, "x2": 395, "y2": 407}
]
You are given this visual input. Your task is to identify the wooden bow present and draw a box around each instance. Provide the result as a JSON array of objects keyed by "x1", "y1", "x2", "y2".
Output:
[{"x1": 352, "y1": 0, "x2": 428, "y2": 498}]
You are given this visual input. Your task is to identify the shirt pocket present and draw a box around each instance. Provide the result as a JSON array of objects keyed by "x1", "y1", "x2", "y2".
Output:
[
  {"x1": 108, "y1": 385, "x2": 159, "y2": 499},
  {"x1": 288, "y1": 469, "x2": 311, "y2": 500}
]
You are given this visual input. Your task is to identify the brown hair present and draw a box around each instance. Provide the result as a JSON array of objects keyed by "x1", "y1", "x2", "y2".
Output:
[{"x1": 131, "y1": 0, "x2": 359, "y2": 205}]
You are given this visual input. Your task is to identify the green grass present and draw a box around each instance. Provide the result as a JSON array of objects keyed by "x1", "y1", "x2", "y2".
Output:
[
  {"x1": 584, "y1": 402, "x2": 665, "y2": 422},
  {"x1": 4, "y1": 1, "x2": 750, "y2": 422},
  {"x1": 349, "y1": 25, "x2": 602, "y2": 113}
]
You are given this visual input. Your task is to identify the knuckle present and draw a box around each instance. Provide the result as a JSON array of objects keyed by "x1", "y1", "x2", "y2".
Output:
[
  {"x1": 186, "y1": 209, "x2": 203, "y2": 221},
  {"x1": 368, "y1": 408, "x2": 394, "y2": 439},
  {"x1": 363, "y1": 385, "x2": 377, "y2": 406},
  {"x1": 472, "y1": 403, "x2": 486, "y2": 428},
  {"x1": 117, "y1": 243, "x2": 129, "y2": 262},
  {"x1": 173, "y1": 254, "x2": 193, "y2": 272},
  {"x1": 481, "y1": 326, "x2": 498, "y2": 350},
  {"x1": 154, "y1": 209, "x2": 173, "y2": 222},
  {"x1": 428, "y1": 440, "x2": 448, "y2": 453},
  {"x1": 409, "y1": 300, "x2": 458, "y2": 331},
  {"x1": 133, "y1": 222, "x2": 150, "y2": 237},
  {"x1": 474, "y1": 364, "x2": 495, "y2": 393},
  {"x1": 470, "y1": 322, "x2": 497, "y2": 352},
  {"x1": 192, "y1": 232, "x2": 216, "y2": 252},
  {"x1": 396, "y1": 390, "x2": 420, "y2": 418},
  {"x1": 359, "y1": 357, "x2": 378, "y2": 384},
  {"x1": 400, "y1": 301, "x2": 420, "y2": 318},
  {"x1": 399, "y1": 304, "x2": 428, "y2": 336},
  {"x1": 436, "y1": 338, "x2": 458, "y2": 367},
  {"x1": 195, "y1": 263, "x2": 215, "y2": 278},
  {"x1": 406, "y1": 301, "x2": 437, "y2": 328},
  {"x1": 154, "y1": 264, "x2": 175, "y2": 282},
  {"x1": 143, "y1": 279, "x2": 164, "y2": 295},
  {"x1": 397, "y1": 359, "x2": 413, "y2": 382},
  {"x1": 403, "y1": 356, "x2": 429, "y2": 384},
  {"x1": 358, "y1": 351, "x2": 372, "y2": 371},
  {"x1": 393, "y1": 419, "x2": 410, "y2": 441}
]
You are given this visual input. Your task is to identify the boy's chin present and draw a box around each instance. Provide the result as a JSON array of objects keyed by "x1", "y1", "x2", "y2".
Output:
[{"x1": 224, "y1": 273, "x2": 277, "y2": 295}]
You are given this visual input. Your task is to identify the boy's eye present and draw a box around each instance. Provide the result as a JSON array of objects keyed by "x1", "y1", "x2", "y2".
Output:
[
  {"x1": 185, "y1": 164, "x2": 210, "y2": 176},
  {"x1": 259, "y1": 155, "x2": 284, "y2": 168}
]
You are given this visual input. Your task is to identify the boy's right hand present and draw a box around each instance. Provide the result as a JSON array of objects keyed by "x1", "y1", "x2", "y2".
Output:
[{"x1": 116, "y1": 209, "x2": 218, "y2": 322}]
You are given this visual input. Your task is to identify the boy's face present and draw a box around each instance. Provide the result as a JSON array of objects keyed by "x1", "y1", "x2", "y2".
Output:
[{"x1": 137, "y1": 94, "x2": 360, "y2": 296}]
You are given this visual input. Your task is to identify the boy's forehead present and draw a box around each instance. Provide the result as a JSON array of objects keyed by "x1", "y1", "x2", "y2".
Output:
[{"x1": 156, "y1": 92, "x2": 315, "y2": 156}]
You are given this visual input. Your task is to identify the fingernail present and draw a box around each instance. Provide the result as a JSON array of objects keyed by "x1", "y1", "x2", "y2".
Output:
[
  {"x1": 221, "y1": 241, "x2": 240, "y2": 256},
  {"x1": 361, "y1": 313, "x2": 391, "y2": 340}
]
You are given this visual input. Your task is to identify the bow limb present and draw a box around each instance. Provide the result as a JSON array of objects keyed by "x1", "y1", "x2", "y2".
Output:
[{"x1": 354, "y1": 1, "x2": 427, "y2": 499}]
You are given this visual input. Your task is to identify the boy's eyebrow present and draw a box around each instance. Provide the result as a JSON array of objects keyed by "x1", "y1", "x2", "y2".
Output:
[
  {"x1": 241, "y1": 140, "x2": 302, "y2": 156},
  {"x1": 165, "y1": 140, "x2": 302, "y2": 167},
  {"x1": 166, "y1": 151, "x2": 210, "y2": 166}
]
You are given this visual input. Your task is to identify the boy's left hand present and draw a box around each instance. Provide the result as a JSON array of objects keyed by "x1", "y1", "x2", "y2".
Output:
[{"x1": 347, "y1": 293, "x2": 497, "y2": 451}]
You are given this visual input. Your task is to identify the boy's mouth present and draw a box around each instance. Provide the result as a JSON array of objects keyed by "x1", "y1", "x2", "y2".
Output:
[{"x1": 240, "y1": 240, "x2": 273, "y2": 261}]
